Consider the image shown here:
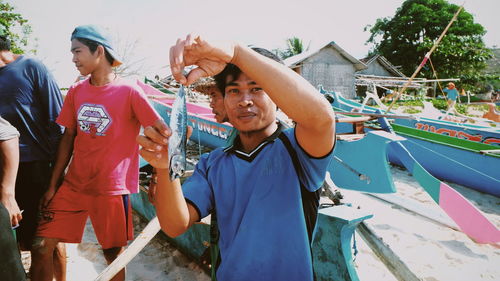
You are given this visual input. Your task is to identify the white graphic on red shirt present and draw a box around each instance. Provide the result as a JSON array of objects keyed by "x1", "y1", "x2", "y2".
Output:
[{"x1": 77, "y1": 104, "x2": 112, "y2": 137}]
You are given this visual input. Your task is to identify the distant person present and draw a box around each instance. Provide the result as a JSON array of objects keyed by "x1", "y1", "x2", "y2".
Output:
[
  {"x1": 30, "y1": 25, "x2": 161, "y2": 281},
  {"x1": 0, "y1": 116, "x2": 26, "y2": 281},
  {"x1": 0, "y1": 24, "x2": 66, "y2": 280},
  {"x1": 194, "y1": 78, "x2": 229, "y2": 123},
  {"x1": 138, "y1": 35, "x2": 336, "y2": 281},
  {"x1": 443, "y1": 82, "x2": 459, "y2": 110}
]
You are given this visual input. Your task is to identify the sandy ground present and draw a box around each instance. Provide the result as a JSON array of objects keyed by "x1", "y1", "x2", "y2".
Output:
[
  {"x1": 21, "y1": 214, "x2": 210, "y2": 281},
  {"x1": 21, "y1": 165, "x2": 499, "y2": 281},
  {"x1": 348, "y1": 166, "x2": 500, "y2": 281}
]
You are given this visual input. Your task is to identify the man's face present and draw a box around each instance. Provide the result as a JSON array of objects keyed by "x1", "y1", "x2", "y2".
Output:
[
  {"x1": 208, "y1": 87, "x2": 228, "y2": 123},
  {"x1": 70, "y1": 39, "x2": 99, "y2": 76},
  {"x1": 223, "y1": 72, "x2": 276, "y2": 133}
]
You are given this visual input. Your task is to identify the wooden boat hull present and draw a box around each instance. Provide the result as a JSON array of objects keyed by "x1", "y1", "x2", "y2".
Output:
[
  {"x1": 326, "y1": 90, "x2": 500, "y2": 196},
  {"x1": 388, "y1": 125, "x2": 500, "y2": 196},
  {"x1": 325, "y1": 89, "x2": 500, "y2": 146}
]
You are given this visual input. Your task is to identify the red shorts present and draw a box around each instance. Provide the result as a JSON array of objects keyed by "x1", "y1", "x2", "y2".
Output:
[{"x1": 36, "y1": 185, "x2": 133, "y2": 249}]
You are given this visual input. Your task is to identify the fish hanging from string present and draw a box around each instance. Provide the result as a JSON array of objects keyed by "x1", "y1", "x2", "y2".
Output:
[{"x1": 168, "y1": 85, "x2": 188, "y2": 180}]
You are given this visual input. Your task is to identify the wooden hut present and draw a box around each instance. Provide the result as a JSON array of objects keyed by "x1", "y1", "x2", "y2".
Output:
[
  {"x1": 356, "y1": 54, "x2": 408, "y2": 97},
  {"x1": 358, "y1": 54, "x2": 406, "y2": 77},
  {"x1": 284, "y1": 41, "x2": 366, "y2": 99}
]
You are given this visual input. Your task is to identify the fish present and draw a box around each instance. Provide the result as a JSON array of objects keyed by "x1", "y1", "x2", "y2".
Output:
[{"x1": 168, "y1": 85, "x2": 188, "y2": 180}]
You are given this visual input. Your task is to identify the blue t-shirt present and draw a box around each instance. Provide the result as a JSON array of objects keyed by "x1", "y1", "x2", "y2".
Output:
[
  {"x1": 0, "y1": 56, "x2": 63, "y2": 162},
  {"x1": 443, "y1": 88, "x2": 459, "y2": 101},
  {"x1": 183, "y1": 125, "x2": 333, "y2": 281}
]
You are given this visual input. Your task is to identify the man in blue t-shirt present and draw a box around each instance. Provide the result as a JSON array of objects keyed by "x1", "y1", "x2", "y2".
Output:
[
  {"x1": 0, "y1": 28, "x2": 66, "y2": 280},
  {"x1": 138, "y1": 35, "x2": 336, "y2": 281},
  {"x1": 443, "y1": 82, "x2": 459, "y2": 111}
]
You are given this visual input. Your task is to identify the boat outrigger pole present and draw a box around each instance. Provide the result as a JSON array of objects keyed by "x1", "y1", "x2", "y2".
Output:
[{"x1": 385, "y1": 3, "x2": 464, "y2": 113}]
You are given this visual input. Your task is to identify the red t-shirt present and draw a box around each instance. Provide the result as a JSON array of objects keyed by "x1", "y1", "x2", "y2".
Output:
[{"x1": 57, "y1": 78, "x2": 160, "y2": 195}]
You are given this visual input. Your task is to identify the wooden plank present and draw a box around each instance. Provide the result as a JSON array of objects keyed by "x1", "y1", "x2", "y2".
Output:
[
  {"x1": 94, "y1": 217, "x2": 161, "y2": 281},
  {"x1": 323, "y1": 174, "x2": 420, "y2": 281},
  {"x1": 335, "y1": 111, "x2": 416, "y2": 120},
  {"x1": 336, "y1": 116, "x2": 373, "y2": 123},
  {"x1": 356, "y1": 222, "x2": 421, "y2": 281},
  {"x1": 336, "y1": 134, "x2": 365, "y2": 141}
]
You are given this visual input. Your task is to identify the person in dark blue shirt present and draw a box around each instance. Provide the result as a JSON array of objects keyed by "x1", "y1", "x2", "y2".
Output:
[
  {"x1": 138, "y1": 35, "x2": 336, "y2": 281},
  {"x1": 0, "y1": 27, "x2": 66, "y2": 281}
]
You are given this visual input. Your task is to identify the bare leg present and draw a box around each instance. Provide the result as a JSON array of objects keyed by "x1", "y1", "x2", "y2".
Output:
[
  {"x1": 102, "y1": 247, "x2": 125, "y2": 281},
  {"x1": 53, "y1": 243, "x2": 67, "y2": 281},
  {"x1": 30, "y1": 237, "x2": 60, "y2": 281}
]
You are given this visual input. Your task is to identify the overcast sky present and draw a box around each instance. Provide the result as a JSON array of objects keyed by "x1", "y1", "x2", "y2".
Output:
[{"x1": 8, "y1": 0, "x2": 499, "y2": 87}]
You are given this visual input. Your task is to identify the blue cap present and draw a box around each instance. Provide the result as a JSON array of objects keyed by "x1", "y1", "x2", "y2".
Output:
[{"x1": 71, "y1": 25, "x2": 122, "y2": 67}]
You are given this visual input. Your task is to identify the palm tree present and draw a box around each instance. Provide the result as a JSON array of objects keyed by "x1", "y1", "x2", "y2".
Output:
[{"x1": 276, "y1": 37, "x2": 309, "y2": 59}]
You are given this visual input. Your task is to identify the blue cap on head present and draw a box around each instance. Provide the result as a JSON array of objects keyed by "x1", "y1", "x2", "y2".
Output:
[{"x1": 71, "y1": 25, "x2": 122, "y2": 67}]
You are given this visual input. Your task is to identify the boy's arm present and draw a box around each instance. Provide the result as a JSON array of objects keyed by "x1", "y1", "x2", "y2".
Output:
[
  {"x1": 40, "y1": 127, "x2": 76, "y2": 209},
  {"x1": 0, "y1": 136, "x2": 22, "y2": 226},
  {"x1": 137, "y1": 120, "x2": 199, "y2": 237}
]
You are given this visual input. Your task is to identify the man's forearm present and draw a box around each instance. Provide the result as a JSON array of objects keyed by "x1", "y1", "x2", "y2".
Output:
[
  {"x1": 154, "y1": 170, "x2": 192, "y2": 237},
  {"x1": 0, "y1": 137, "x2": 19, "y2": 197}
]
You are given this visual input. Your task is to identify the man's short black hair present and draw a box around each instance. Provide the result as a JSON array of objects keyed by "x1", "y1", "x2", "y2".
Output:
[
  {"x1": 214, "y1": 47, "x2": 284, "y2": 96},
  {"x1": 0, "y1": 36, "x2": 11, "y2": 51},
  {"x1": 74, "y1": 37, "x2": 115, "y2": 66}
]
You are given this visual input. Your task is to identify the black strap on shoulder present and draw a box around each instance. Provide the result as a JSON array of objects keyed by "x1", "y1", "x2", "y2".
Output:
[
  {"x1": 278, "y1": 133, "x2": 320, "y2": 244},
  {"x1": 209, "y1": 211, "x2": 220, "y2": 281}
]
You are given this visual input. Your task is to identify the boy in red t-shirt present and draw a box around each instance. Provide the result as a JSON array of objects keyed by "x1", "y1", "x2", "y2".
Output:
[{"x1": 30, "y1": 25, "x2": 161, "y2": 281}]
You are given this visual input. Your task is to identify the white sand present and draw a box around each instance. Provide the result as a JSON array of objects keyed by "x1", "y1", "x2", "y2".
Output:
[
  {"x1": 22, "y1": 214, "x2": 210, "y2": 281},
  {"x1": 22, "y1": 166, "x2": 499, "y2": 280},
  {"x1": 348, "y1": 166, "x2": 500, "y2": 281}
]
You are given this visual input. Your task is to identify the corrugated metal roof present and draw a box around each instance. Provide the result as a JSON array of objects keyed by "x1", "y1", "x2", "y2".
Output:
[{"x1": 284, "y1": 41, "x2": 367, "y2": 71}]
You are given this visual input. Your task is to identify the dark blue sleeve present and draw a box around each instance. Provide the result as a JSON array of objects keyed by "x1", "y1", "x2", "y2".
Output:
[{"x1": 32, "y1": 59, "x2": 64, "y2": 137}]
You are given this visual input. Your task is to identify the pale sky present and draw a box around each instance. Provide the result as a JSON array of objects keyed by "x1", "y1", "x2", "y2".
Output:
[{"x1": 7, "y1": 0, "x2": 499, "y2": 88}]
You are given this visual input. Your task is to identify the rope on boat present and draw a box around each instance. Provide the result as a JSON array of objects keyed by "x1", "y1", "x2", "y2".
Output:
[{"x1": 428, "y1": 57, "x2": 448, "y2": 101}]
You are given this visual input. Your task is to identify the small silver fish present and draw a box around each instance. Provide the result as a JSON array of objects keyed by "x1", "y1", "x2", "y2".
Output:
[{"x1": 168, "y1": 85, "x2": 188, "y2": 180}]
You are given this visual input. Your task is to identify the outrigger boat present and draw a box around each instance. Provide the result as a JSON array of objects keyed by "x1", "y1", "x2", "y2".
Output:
[
  {"x1": 137, "y1": 80, "x2": 398, "y2": 194},
  {"x1": 121, "y1": 81, "x2": 499, "y2": 281},
  {"x1": 323, "y1": 88, "x2": 500, "y2": 197}
]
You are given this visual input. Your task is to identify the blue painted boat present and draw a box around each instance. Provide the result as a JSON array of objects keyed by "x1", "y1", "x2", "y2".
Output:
[
  {"x1": 323, "y1": 89, "x2": 500, "y2": 196},
  {"x1": 138, "y1": 81, "x2": 235, "y2": 149},
  {"x1": 138, "y1": 80, "x2": 398, "y2": 194},
  {"x1": 323, "y1": 88, "x2": 500, "y2": 146}
]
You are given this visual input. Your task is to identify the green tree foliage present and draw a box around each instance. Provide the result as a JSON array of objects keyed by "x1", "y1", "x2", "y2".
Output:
[
  {"x1": 365, "y1": 0, "x2": 492, "y2": 90},
  {"x1": 274, "y1": 37, "x2": 309, "y2": 59},
  {"x1": 0, "y1": 0, "x2": 33, "y2": 54}
]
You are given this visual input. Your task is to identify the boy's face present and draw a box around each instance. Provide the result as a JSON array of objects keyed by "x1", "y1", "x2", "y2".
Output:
[
  {"x1": 71, "y1": 39, "x2": 99, "y2": 76},
  {"x1": 208, "y1": 87, "x2": 228, "y2": 123},
  {"x1": 223, "y1": 72, "x2": 276, "y2": 133}
]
